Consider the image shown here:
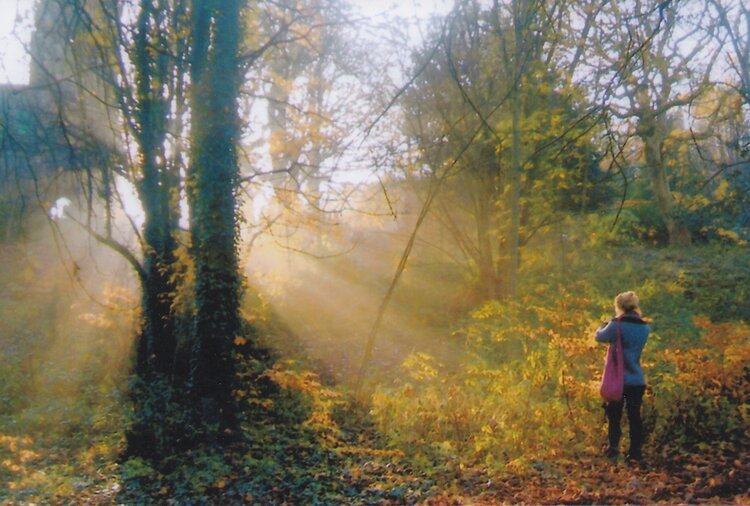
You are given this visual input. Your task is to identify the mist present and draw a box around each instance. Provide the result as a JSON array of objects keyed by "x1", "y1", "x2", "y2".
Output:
[
  {"x1": 1, "y1": 170, "x2": 471, "y2": 426},
  {"x1": 243, "y1": 182, "x2": 469, "y2": 384}
]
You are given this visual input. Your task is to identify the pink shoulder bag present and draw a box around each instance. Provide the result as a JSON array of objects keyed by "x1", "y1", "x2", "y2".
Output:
[{"x1": 600, "y1": 320, "x2": 624, "y2": 402}]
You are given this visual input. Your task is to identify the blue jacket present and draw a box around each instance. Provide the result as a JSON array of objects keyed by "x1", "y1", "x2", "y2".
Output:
[{"x1": 595, "y1": 314, "x2": 650, "y2": 386}]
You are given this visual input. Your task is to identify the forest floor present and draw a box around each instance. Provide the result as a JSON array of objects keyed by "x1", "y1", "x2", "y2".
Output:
[
  {"x1": 4, "y1": 399, "x2": 749, "y2": 505},
  {"x1": 314, "y1": 423, "x2": 750, "y2": 505},
  {"x1": 319, "y1": 417, "x2": 750, "y2": 505},
  {"x1": 432, "y1": 455, "x2": 750, "y2": 504},
  {"x1": 3, "y1": 390, "x2": 750, "y2": 504},
  {"x1": 3, "y1": 346, "x2": 749, "y2": 504}
]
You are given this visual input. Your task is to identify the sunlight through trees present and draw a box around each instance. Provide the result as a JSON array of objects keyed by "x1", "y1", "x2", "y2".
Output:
[{"x1": 0, "y1": 0, "x2": 748, "y2": 503}]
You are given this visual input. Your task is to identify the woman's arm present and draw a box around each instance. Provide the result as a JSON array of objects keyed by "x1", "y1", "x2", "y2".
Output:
[{"x1": 595, "y1": 319, "x2": 617, "y2": 343}]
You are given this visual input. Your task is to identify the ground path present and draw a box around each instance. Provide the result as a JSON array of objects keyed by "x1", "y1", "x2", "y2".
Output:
[{"x1": 350, "y1": 449, "x2": 750, "y2": 504}]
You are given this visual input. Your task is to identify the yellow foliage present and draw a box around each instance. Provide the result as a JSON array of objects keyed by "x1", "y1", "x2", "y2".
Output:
[
  {"x1": 716, "y1": 228, "x2": 740, "y2": 243},
  {"x1": 663, "y1": 318, "x2": 750, "y2": 391},
  {"x1": 335, "y1": 446, "x2": 404, "y2": 458},
  {"x1": 713, "y1": 179, "x2": 731, "y2": 200},
  {"x1": 401, "y1": 352, "x2": 441, "y2": 380},
  {"x1": 264, "y1": 362, "x2": 343, "y2": 439},
  {"x1": 79, "y1": 312, "x2": 114, "y2": 329}
]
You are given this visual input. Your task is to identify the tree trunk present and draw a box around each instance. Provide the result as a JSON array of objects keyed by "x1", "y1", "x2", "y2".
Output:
[
  {"x1": 476, "y1": 188, "x2": 500, "y2": 299},
  {"x1": 641, "y1": 118, "x2": 691, "y2": 247},
  {"x1": 132, "y1": 0, "x2": 179, "y2": 377},
  {"x1": 126, "y1": 0, "x2": 180, "y2": 459},
  {"x1": 138, "y1": 193, "x2": 177, "y2": 376},
  {"x1": 188, "y1": 0, "x2": 243, "y2": 439},
  {"x1": 506, "y1": 0, "x2": 523, "y2": 298}
]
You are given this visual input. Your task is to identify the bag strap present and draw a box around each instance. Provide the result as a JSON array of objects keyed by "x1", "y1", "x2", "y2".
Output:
[{"x1": 613, "y1": 320, "x2": 622, "y2": 364}]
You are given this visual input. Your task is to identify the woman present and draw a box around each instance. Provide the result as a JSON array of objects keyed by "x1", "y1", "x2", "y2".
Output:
[{"x1": 596, "y1": 291, "x2": 650, "y2": 462}]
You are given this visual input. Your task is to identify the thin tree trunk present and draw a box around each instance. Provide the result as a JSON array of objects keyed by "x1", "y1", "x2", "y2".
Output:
[
  {"x1": 507, "y1": 0, "x2": 524, "y2": 298},
  {"x1": 476, "y1": 183, "x2": 500, "y2": 299}
]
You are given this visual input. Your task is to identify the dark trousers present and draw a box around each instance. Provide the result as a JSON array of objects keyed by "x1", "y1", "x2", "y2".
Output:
[{"x1": 604, "y1": 384, "x2": 646, "y2": 456}]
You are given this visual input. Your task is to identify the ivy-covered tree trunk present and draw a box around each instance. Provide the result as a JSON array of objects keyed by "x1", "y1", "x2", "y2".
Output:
[
  {"x1": 126, "y1": 0, "x2": 180, "y2": 459},
  {"x1": 188, "y1": 0, "x2": 244, "y2": 439},
  {"x1": 132, "y1": 0, "x2": 178, "y2": 375}
]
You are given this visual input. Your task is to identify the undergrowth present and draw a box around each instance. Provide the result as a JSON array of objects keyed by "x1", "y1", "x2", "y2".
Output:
[
  {"x1": 368, "y1": 242, "x2": 750, "y2": 497},
  {"x1": 1, "y1": 237, "x2": 749, "y2": 504}
]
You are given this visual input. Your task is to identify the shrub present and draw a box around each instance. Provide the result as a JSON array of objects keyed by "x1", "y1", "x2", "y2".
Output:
[
  {"x1": 370, "y1": 244, "x2": 750, "y2": 476},
  {"x1": 648, "y1": 318, "x2": 750, "y2": 459}
]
